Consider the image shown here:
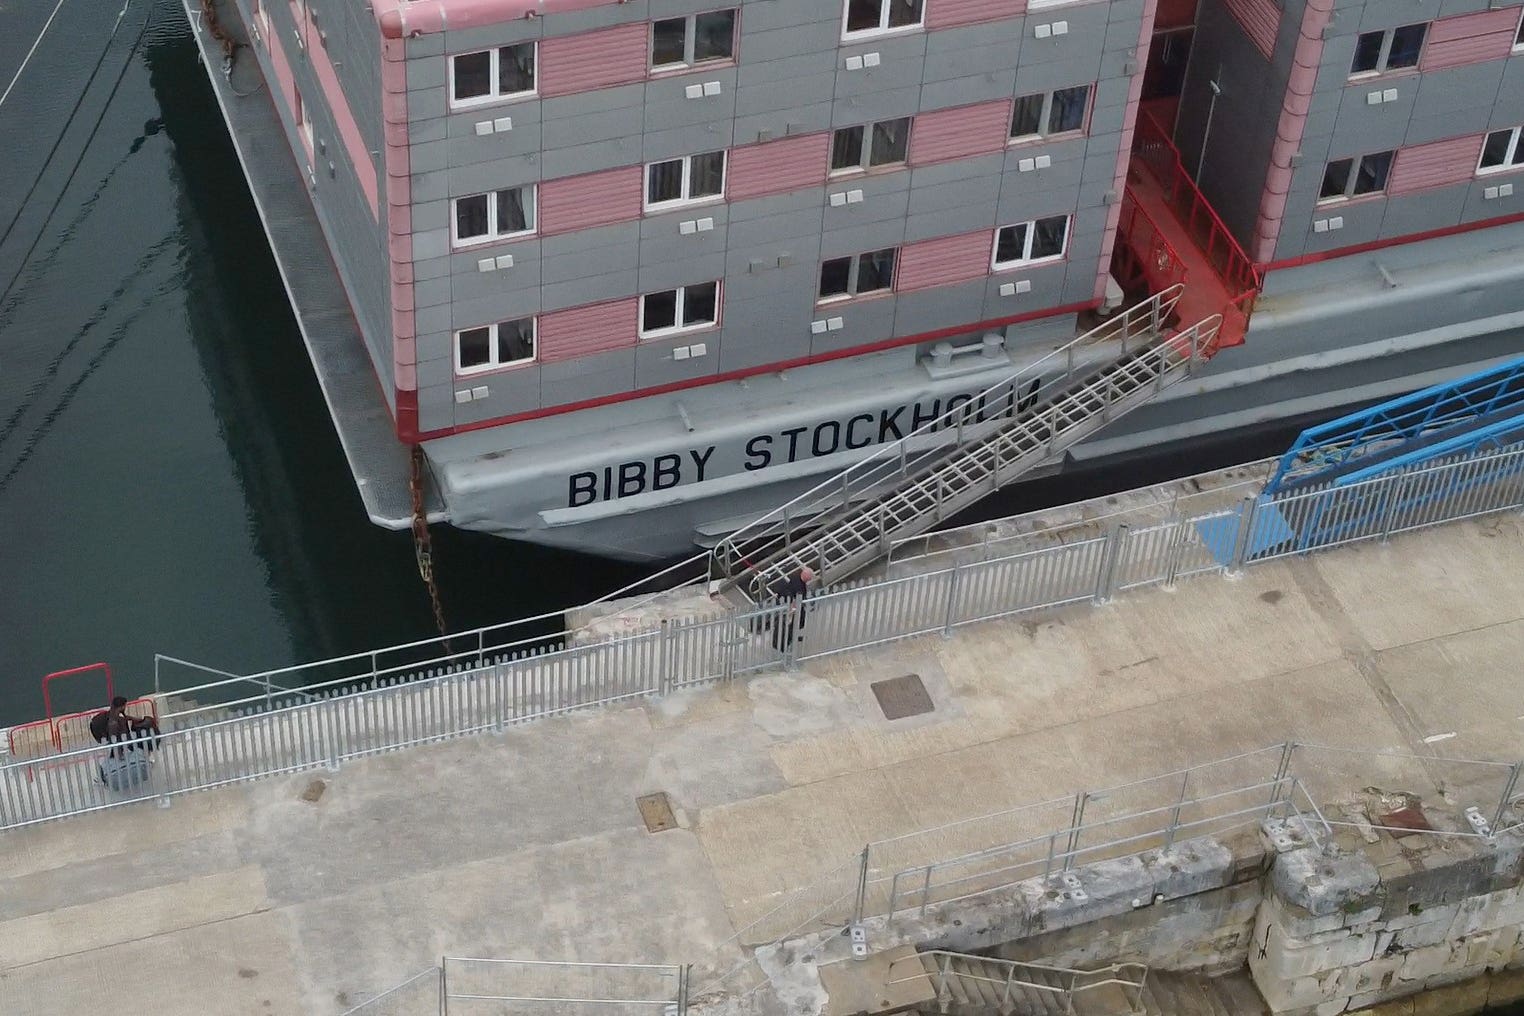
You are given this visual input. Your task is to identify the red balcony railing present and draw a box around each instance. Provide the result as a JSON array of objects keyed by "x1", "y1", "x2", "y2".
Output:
[
  {"x1": 1116, "y1": 188, "x2": 1189, "y2": 297},
  {"x1": 1132, "y1": 110, "x2": 1262, "y2": 333}
]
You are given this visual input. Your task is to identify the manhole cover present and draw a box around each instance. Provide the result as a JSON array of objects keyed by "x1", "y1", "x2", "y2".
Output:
[
  {"x1": 871, "y1": 674, "x2": 934, "y2": 720},
  {"x1": 637, "y1": 792, "x2": 677, "y2": 833}
]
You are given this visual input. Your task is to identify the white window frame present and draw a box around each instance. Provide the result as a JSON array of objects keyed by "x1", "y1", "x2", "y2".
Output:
[
  {"x1": 643, "y1": 152, "x2": 727, "y2": 211},
  {"x1": 1477, "y1": 126, "x2": 1524, "y2": 175},
  {"x1": 294, "y1": 87, "x2": 314, "y2": 163},
  {"x1": 1348, "y1": 23, "x2": 1428, "y2": 78},
  {"x1": 449, "y1": 42, "x2": 538, "y2": 110},
  {"x1": 639, "y1": 282, "x2": 722, "y2": 338},
  {"x1": 817, "y1": 247, "x2": 899, "y2": 303},
  {"x1": 1515, "y1": 9, "x2": 1524, "y2": 51},
  {"x1": 450, "y1": 185, "x2": 537, "y2": 248},
  {"x1": 454, "y1": 317, "x2": 537, "y2": 376},
  {"x1": 650, "y1": 8, "x2": 738, "y2": 71},
  {"x1": 991, "y1": 216, "x2": 1070, "y2": 269},
  {"x1": 829, "y1": 117, "x2": 912, "y2": 175},
  {"x1": 1317, "y1": 150, "x2": 1395, "y2": 203},
  {"x1": 841, "y1": 0, "x2": 925, "y2": 40},
  {"x1": 1009, "y1": 85, "x2": 1092, "y2": 143},
  {"x1": 252, "y1": 0, "x2": 270, "y2": 45}
]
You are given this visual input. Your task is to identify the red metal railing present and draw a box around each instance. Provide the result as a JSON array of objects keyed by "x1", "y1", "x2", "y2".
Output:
[
  {"x1": 1116, "y1": 188, "x2": 1189, "y2": 296},
  {"x1": 1132, "y1": 110, "x2": 1262, "y2": 338}
]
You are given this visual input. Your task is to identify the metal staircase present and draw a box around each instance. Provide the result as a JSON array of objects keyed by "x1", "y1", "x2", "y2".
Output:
[
  {"x1": 890, "y1": 950, "x2": 1148, "y2": 1015},
  {"x1": 709, "y1": 287, "x2": 1221, "y2": 600}
]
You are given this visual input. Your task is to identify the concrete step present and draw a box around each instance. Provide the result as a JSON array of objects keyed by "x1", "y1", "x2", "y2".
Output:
[{"x1": 1140, "y1": 971, "x2": 1266, "y2": 1016}]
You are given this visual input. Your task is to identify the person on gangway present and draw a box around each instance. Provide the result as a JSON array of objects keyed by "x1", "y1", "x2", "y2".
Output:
[{"x1": 768, "y1": 567, "x2": 814, "y2": 653}]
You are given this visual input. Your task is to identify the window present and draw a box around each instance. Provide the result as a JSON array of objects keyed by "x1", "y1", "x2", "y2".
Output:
[
  {"x1": 640, "y1": 282, "x2": 720, "y2": 337},
  {"x1": 294, "y1": 87, "x2": 313, "y2": 161},
  {"x1": 455, "y1": 318, "x2": 536, "y2": 374},
  {"x1": 1010, "y1": 85, "x2": 1092, "y2": 141},
  {"x1": 451, "y1": 186, "x2": 536, "y2": 246},
  {"x1": 830, "y1": 117, "x2": 911, "y2": 173},
  {"x1": 451, "y1": 42, "x2": 536, "y2": 107},
  {"x1": 993, "y1": 216, "x2": 1069, "y2": 268},
  {"x1": 1349, "y1": 23, "x2": 1427, "y2": 76},
  {"x1": 645, "y1": 152, "x2": 726, "y2": 209},
  {"x1": 843, "y1": 0, "x2": 924, "y2": 37},
  {"x1": 1516, "y1": 9, "x2": 1524, "y2": 49},
  {"x1": 1479, "y1": 127, "x2": 1524, "y2": 173},
  {"x1": 818, "y1": 248, "x2": 898, "y2": 301},
  {"x1": 1318, "y1": 150, "x2": 1394, "y2": 201},
  {"x1": 651, "y1": 9, "x2": 737, "y2": 69},
  {"x1": 252, "y1": 0, "x2": 270, "y2": 44}
]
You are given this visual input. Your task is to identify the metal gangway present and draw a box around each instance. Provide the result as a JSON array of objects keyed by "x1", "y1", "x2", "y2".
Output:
[
  {"x1": 709, "y1": 286, "x2": 1223, "y2": 599},
  {"x1": 1265, "y1": 356, "x2": 1524, "y2": 494},
  {"x1": 887, "y1": 950, "x2": 1149, "y2": 1016}
]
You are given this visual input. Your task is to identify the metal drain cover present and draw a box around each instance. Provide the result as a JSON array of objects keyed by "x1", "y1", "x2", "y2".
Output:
[
  {"x1": 871, "y1": 674, "x2": 934, "y2": 720},
  {"x1": 637, "y1": 792, "x2": 678, "y2": 833}
]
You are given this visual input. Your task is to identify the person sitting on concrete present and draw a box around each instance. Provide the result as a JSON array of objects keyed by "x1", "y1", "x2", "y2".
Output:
[{"x1": 89, "y1": 696, "x2": 160, "y2": 751}]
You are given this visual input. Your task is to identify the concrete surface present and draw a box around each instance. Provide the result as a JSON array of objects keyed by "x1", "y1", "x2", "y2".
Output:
[{"x1": 1, "y1": 512, "x2": 1522, "y2": 1015}]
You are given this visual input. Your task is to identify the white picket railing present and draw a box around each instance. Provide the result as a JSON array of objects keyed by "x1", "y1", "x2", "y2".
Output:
[{"x1": 2, "y1": 444, "x2": 1521, "y2": 831}]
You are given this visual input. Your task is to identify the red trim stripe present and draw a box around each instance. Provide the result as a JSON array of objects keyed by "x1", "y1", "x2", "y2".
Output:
[
  {"x1": 404, "y1": 300, "x2": 1097, "y2": 442},
  {"x1": 1257, "y1": 210, "x2": 1524, "y2": 273}
]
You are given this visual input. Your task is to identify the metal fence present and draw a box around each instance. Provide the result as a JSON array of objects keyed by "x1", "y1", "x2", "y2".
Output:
[
  {"x1": 3, "y1": 445, "x2": 1522, "y2": 831},
  {"x1": 341, "y1": 959, "x2": 687, "y2": 1016}
]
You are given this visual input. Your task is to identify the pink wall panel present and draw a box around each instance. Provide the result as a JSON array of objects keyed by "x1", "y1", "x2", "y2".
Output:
[
  {"x1": 897, "y1": 230, "x2": 996, "y2": 292},
  {"x1": 539, "y1": 166, "x2": 643, "y2": 235},
  {"x1": 1421, "y1": 8, "x2": 1520, "y2": 71},
  {"x1": 728, "y1": 134, "x2": 831, "y2": 201},
  {"x1": 538, "y1": 297, "x2": 640, "y2": 363},
  {"x1": 926, "y1": 0, "x2": 1026, "y2": 28},
  {"x1": 1389, "y1": 134, "x2": 1486, "y2": 195},
  {"x1": 909, "y1": 101, "x2": 1012, "y2": 167},
  {"x1": 294, "y1": 5, "x2": 379, "y2": 216},
  {"x1": 540, "y1": 23, "x2": 649, "y2": 97},
  {"x1": 1222, "y1": 0, "x2": 1281, "y2": 60},
  {"x1": 267, "y1": 29, "x2": 298, "y2": 125}
]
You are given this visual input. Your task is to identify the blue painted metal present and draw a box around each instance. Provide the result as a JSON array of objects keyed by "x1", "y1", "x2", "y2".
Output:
[
  {"x1": 1333, "y1": 411, "x2": 1524, "y2": 486},
  {"x1": 1265, "y1": 357, "x2": 1524, "y2": 493}
]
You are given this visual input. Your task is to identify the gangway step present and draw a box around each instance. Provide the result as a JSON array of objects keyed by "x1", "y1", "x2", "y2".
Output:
[{"x1": 725, "y1": 307, "x2": 1221, "y2": 601}]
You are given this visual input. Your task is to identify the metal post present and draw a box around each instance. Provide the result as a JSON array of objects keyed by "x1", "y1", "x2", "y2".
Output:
[
  {"x1": 678, "y1": 964, "x2": 691, "y2": 1016},
  {"x1": 1378, "y1": 473, "x2": 1408, "y2": 542},
  {"x1": 1162, "y1": 516, "x2": 1188, "y2": 589},
  {"x1": 934, "y1": 473, "x2": 945, "y2": 520},
  {"x1": 853, "y1": 844, "x2": 871, "y2": 925},
  {"x1": 154, "y1": 655, "x2": 162, "y2": 698},
  {"x1": 943, "y1": 562, "x2": 963, "y2": 637},
  {"x1": 1063, "y1": 791, "x2": 1089, "y2": 872},
  {"x1": 1044, "y1": 830, "x2": 1058, "y2": 882},
  {"x1": 1492, "y1": 761, "x2": 1521, "y2": 833},
  {"x1": 1227, "y1": 495, "x2": 1259, "y2": 575},
  {"x1": 1162, "y1": 771, "x2": 1190, "y2": 850},
  {"x1": 658, "y1": 619, "x2": 672, "y2": 695},
  {"x1": 1272, "y1": 742, "x2": 1297, "y2": 808},
  {"x1": 439, "y1": 959, "x2": 448, "y2": 1016},
  {"x1": 1093, "y1": 523, "x2": 1128, "y2": 604},
  {"x1": 722, "y1": 609, "x2": 737, "y2": 683}
]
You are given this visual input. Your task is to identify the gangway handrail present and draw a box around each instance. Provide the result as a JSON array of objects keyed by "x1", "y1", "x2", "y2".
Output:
[{"x1": 707, "y1": 285, "x2": 1186, "y2": 587}]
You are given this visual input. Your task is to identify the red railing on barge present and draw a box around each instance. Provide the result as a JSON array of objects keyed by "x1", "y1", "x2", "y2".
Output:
[{"x1": 1130, "y1": 109, "x2": 1262, "y2": 346}]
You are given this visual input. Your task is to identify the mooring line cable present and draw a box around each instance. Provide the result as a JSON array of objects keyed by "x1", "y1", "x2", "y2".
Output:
[
  {"x1": 0, "y1": 1, "x2": 151, "y2": 314},
  {"x1": 0, "y1": 0, "x2": 73, "y2": 112}
]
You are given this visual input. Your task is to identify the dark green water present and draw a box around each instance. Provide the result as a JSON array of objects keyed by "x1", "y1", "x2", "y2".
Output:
[{"x1": 0, "y1": 0, "x2": 648, "y2": 723}]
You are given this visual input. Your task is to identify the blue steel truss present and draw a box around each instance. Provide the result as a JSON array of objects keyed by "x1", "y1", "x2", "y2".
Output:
[{"x1": 1265, "y1": 357, "x2": 1524, "y2": 493}]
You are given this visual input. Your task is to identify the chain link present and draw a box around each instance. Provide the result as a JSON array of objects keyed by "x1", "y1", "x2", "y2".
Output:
[{"x1": 410, "y1": 446, "x2": 449, "y2": 639}]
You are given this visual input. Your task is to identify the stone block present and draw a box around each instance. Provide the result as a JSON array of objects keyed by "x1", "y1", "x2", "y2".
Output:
[
  {"x1": 1272, "y1": 848, "x2": 1382, "y2": 919},
  {"x1": 1449, "y1": 886, "x2": 1524, "y2": 939},
  {"x1": 1399, "y1": 942, "x2": 1455, "y2": 983},
  {"x1": 1488, "y1": 967, "x2": 1524, "y2": 1007},
  {"x1": 1393, "y1": 914, "x2": 1461, "y2": 951}
]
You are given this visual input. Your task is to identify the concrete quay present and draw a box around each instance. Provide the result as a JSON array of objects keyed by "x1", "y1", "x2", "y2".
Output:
[{"x1": 2, "y1": 511, "x2": 1522, "y2": 1015}]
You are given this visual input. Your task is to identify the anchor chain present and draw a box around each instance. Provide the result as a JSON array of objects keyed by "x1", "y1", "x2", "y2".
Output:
[{"x1": 409, "y1": 446, "x2": 449, "y2": 639}]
